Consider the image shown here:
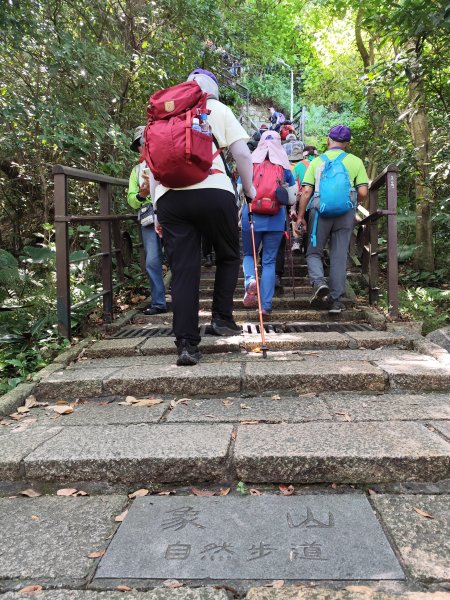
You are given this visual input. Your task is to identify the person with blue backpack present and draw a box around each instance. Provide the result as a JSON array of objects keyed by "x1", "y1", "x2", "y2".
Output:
[{"x1": 295, "y1": 125, "x2": 368, "y2": 314}]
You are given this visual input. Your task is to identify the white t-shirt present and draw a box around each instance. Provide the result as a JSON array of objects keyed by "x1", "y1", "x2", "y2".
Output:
[{"x1": 154, "y1": 98, "x2": 249, "y2": 202}]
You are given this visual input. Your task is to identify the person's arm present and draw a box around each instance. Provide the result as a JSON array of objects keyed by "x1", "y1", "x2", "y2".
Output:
[
  {"x1": 127, "y1": 167, "x2": 146, "y2": 210},
  {"x1": 295, "y1": 185, "x2": 314, "y2": 232},
  {"x1": 229, "y1": 139, "x2": 256, "y2": 199},
  {"x1": 357, "y1": 185, "x2": 368, "y2": 203}
]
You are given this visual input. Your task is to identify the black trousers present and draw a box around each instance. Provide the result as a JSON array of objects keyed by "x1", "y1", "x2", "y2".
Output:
[
  {"x1": 276, "y1": 234, "x2": 286, "y2": 276},
  {"x1": 157, "y1": 188, "x2": 240, "y2": 345}
]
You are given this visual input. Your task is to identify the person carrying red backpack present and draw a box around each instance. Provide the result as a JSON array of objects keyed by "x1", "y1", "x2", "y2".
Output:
[
  {"x1": 242, "y1": 130, "x2": 297, "y2": 315},
  {"x1": 145, "y1": 68, "x2": 255, "y2": 366}
]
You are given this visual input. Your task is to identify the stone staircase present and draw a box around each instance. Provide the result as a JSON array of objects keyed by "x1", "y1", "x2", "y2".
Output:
[{"x1": 2, "y1": 255, "x2": 450, "y2": 489}]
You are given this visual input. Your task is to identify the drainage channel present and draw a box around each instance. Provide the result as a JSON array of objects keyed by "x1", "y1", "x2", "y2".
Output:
[{"x1": 110, "y1": 322, "x2": 374, "y2": 339}]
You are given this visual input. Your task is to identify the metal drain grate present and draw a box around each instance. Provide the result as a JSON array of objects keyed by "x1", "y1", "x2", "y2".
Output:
[{"x1": 110, "y1": 322, "x2": 374, "y2": 339}]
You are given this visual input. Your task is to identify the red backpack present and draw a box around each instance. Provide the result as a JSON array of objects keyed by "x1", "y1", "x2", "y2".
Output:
[
  {"x1": 251, "y1": 160, "x2": 284, "y2": 215},
  {"x1": 143, "y1": 81, "x2": 222, "y2": 188}
]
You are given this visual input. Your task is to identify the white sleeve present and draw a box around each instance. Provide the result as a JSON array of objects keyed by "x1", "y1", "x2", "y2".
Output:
[{"x1": 229, "y1": 139, "x2": 255, "y2": 199}]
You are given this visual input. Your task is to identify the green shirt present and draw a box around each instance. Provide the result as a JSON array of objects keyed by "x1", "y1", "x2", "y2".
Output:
[
  {"x1": 127, "y1": 164, "x2": 152, "y2": 210},
  {"x1": 303, "y1": 150, "x2": 368, "y2": 189},
  {"x1": 292, "y1": 158, "x2": 312, "y2": 184}
]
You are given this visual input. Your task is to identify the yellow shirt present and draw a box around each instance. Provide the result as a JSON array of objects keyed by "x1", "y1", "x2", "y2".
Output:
[{"x1": 154, "y1": 98, "x2": 249, "y2": 202}]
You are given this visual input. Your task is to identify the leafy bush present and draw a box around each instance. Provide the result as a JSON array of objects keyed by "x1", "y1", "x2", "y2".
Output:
[{"x1": 398, "y1": 287, "x2": 450, "y2": 335}]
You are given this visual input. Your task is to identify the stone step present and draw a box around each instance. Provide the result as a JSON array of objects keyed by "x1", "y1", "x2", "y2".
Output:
[
  {"x1": 196, "y1": 296, "x2": 355, "y2": 310},
  {"x1": 87, "y1": 330, "x2": 408, "y2": 358},
  {"x1": 2, "y1": 391, "x2": 450, "y2": 484},
  {"x1": 199, "y1": 285, "x2": 313, "y2": 297}
]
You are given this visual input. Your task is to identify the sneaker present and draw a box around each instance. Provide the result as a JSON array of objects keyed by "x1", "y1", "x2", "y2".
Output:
[
  {"x1": 328, "y1": 300, "x2": 346, "y2": 315},
  {"x1": 176, "y1": 339, "x2": 202, "y2": 366},
  {"x1": 310, "y1": 282, "x2": 329, "y2": 305},
  {"x1": 204, "y1": 254, "x2": 214, "y2": 268},
  {"x1": 143, "y1": 306, "x2": 167, "y2": 316},
  {"x1": 292, "y1": 239, "x2": 301, "y2": 254},
  {"x1": 210, "y1": 318, "x2": 242, "y2": 336},
  {"x1": 261, "y1": 308, "x2": 271, "y2": 316},
  {"x1": 243, "y1": 280, "x2": 257, "y2": 308}
]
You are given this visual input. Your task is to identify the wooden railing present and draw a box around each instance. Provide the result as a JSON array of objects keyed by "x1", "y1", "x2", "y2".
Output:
[
  {"x1": 53, "y1": 165, "x2": 144, "y2": 339},
  {"x1": 352, "y1": 164, "x2": 399, "y2": 317}
]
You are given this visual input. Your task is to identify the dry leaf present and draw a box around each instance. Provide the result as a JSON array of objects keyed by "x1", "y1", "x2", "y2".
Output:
[
  {"x1": 169, "y1": 398, "x2": 188, "y2": 409},
  {"x1": 231, "y1": 431, "x2": 237, "y2": 441},
  {"x1": 368, "y1": 489, "x2": 377, "y2": 496},
  {"x1": 298, "y1": 392, "x2": 317, "y2": 398},
  {"x1": 240, "y1": 403, "x2": 252, "y2": 410},
  {"x1": 31, "y1": 515, "x2": 40, "y2": 521},
  {"x1": 249, "y1": 488, "x2": 262, "y2": 496},
  {"x1": 125, "y1": 395, "x2": 139, "y2": 403},
  {"x1": 252, "y1": 347, "x2": 262, "y2": 353},
  {"x1": 9, "y1": 412, "x2": 25, "y2": 420},
  {"x1": 220, "y1": 487, "x2": 231, "y2": 496},
  {"x1": 163, "y1": 579, "x2": 184, "y2": 589},
  {"x1": 75, "y1": 490, "x2": 89, "y2": 496},
  {"x1": 24, "y1": 395, "x2": 47, "y2": 409},
  {"x1": 240, "y1": 420, "x2": 260, "y2": 425},
  {"x1": 116, "y1": 585, "x2": 133, "y2": 592},
  {"x1": 88, "y1": 549, "x2": 105, "y2": 559},
  {"x1": 271, "y1": 580, "x2": 285, "y2": 588},
  {"x1": 57, "y1": 488, "x2": 78, "y2": 496},
  {"x1": 223, "y1": 399, "x2": 233, "y2": 406},
  {"x1": 55, "y1": 399, "x2": 68, "y2": 405},
  {"x1": 204, "y1": 414, "x2": 217, "y2": 419},
  {"x1": 191, "y1": 487, "x2": 216, "y2": 497},
  {"x1": 49, "y1": 405, "x2": 74, "y2": 415},
  {"x1": 128, "y1": 488, "x2": 149, "y2": 499},
  {"x1": 115, "y1": 509, "x2": 129, "y2": 522},
  {"x1": 414, "y1": 507, "x2": 434, "y2": 519},
  {"x1": 12, "y1": 418, "x2": 38, "y2": 432},
  {"x1": 279, "y1": 484, "x2": 295, "y2": 496},
  {"x1": 330, "y1": 483, "x2": 337, "y2": 489},
  {"x1": 345, "y1": 586, "x2": 374, "y2": 593},
  {"x1": 19, "y1": 585, "x2": 43, "y2": 593},
  {"x1": 335, "y1": 411, "x2": 352, "y2": 422},
  {"x1": 271, "y1": 394, "x2": 281, "y2": 401},
  {"x1": 20, "y1": 489, "x2": 41, "y2": 498},
  {"x1": 133, "y1": 399, "x2": 163, "y2": 407},
  {"x1": 17, "y1": 406, "x2": 30, "y2": 414},
  {"x1": 0, "y1": 419, "x2": 10, "y2": 426},
  {"x1": 157, "y1": 490, "x2": 176, "y2": 496}
]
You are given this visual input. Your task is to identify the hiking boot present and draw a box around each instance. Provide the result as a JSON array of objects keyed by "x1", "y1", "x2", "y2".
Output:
[
  {"x1": 204, "y1": 254, "x2": 214, "y2": 268},
  {"x1": 176, "y1": 339, "x2": 202, "y2": 366},
  {"x1": 243, "y1": 280, "x2": 257, "y2": 308},
  {"x1": 310, "y1": 282, "x2": 329, "y2": 306},
  {"x1": 292, "y1": 239, "x2": 301, "y2": 254},
  {"x1": 143, "y1": 306, "x2": 167, "y2": 316},
  {"x1": 328, "y1": 300, "x2": 346, "y2": 315},
  {"x1": 210, "y1": 317, "x2": 242, "y2": 336}
]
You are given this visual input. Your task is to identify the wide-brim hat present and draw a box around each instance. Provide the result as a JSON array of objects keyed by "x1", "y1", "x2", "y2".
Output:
[{"x1": 130, "y1": 126, "x2": 145, "y2": 152}]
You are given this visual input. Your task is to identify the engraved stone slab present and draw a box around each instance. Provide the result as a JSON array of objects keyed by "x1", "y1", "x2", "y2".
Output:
[{"x1": 96, "y1": 496, "x2": 404, "y2": 581}]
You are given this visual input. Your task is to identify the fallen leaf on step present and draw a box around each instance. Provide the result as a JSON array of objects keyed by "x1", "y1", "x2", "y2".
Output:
[
  {"x1": 240, "y1": 403, "x2": 252, "y2": 410},
  {"x1": 170, "y1": 398, "x2": 189, "y2": 409},
  {"x1": 25, "y1": 395, "x2": 47, "y2": 409},
  {"x1": 240, "y1": 420, "x2": 260, "y2": 425},
  {"x1": 20, "y1": 489, "x2": 41, "y2": 498},
  {"x1": 249, "y1": 488, "x2": 262, "y2": 496},
  {"x1": 0, "y1": 419, "x2": 10, "y2": 426},
  {"x1": 279, "y1": 484, "x2": 295, "y2": 496},
  {"x1": 12, "y1": 418, "x2": 37, "y2": 432},
  {"x1": 88, "y1": 549, "x2": 105, "y2": 559},
  {"x1": 31, "y1": 515, "x2": 39, "y2": 521},
  {"x1": 55, "y1": 399, "x2": 68, "y2": 405},
  {"x1": 335, "y1": 411, "x2": 352, "y2": 422},
  {"x1": 133, "y1": 398, "x2": 163, "y2": 407},
  {"x1": 368, "y1": 488, "x2": 377, "y2": 496},
  {"x1": 271, "y1": 394, "x2": 281, "y2": 400},
  {"x1": 191, "y1": 487, "x2": 216, "y2": 496},
  {"x1": 157, "y1": 490, "x2": 176, "y2": 496},
  {"x1": 115, "y1": 509, "x2": 129, "y2": 522},
  {"x1": 19, "y1": 585, "x2": 43, "y2": 593},
  {"x1": 414, "y1": 507, "x2": 434, "y2": 519},
  {"x1": 125, "y1": 395, "x2": 139, "y2": 403},
  {"x1": 128, "y1": 488, "x2": 149, "y2": 499},
  {"x1": 75, "y1": 490, "x2": 89, "y2": 496},
  {"x1": 231, "y1": 431, "x2": 237, "y2": 441},
  {"x1": 220, "y1": 487, "x2": 231, "y2": 496},
  {"x1": 345, "y1": 586, "x2": 373, "y2": 593},
  {"x1": 223, "y1": 399, "x2": 233, "y2": 406},
  {"x1": 302, "y1": 352, "x2": 320, "y2": 356},
  {"x1": 252, "y1": 347, "x2": 262, "y2": 353},
  {"x1": 204, "y1": 414, "x2": 217, "y2": 419},
  {"x1": 270, "y1": 580, "x2": 285, "y2": 588},
  {"x1": 116, "y1": 585, "x2": 133, "y2": 592},
  {"x1": 298, "y1": 392, "x2": 317, "y2": 398},
  {"x1": 49, "y1": 405, "x2": 74, "y2": 415},
  {"x1": 9, "y1": 412, "x2": 25, "y2": 420},
  {"x1": 330, "y1": 483, "x2": 337, "y2": 489},
  {"x1": 56, "y1": 488, "x2": 78, "y2": 496},
  {"x1": 17, "y1": 406, "x2": 30, "y2": 414},
  {"x1": 163, "y1": 579, "x2": 184, "y2": 588}
]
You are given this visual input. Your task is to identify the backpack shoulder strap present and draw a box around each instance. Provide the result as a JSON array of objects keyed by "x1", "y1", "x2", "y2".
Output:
[{"x1": 333, "y1": 151, "x2": 347, "y2": 163}]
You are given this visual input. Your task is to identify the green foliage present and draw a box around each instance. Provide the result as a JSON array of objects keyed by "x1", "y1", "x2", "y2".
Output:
[
  {"x1": 236, "y1": 481, "x2": 248, "y2": 495},
  {"x1": 398, "y1": 287, "x2": 450, "y2": 335}
]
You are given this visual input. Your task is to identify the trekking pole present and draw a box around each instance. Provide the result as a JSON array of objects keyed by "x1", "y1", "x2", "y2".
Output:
[
  {"x1": 247, "y1": 199, "x2": 268, "y2": 359},
  {"x1": 285, "y1": 208, "x2": 296, "y2": 299}
]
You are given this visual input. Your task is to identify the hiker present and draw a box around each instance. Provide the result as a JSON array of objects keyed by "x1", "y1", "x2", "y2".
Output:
[
  {"x1": 280, "y1": 121, "x2": 296, "y2": 141},
  {"x1": 290, "y1": 144, "x2": 316, "y2": 253},
  {"x1": 127, "y1": 126, "x2": 167, "y2": 316},
  {"x1": 269, "y1": 107, "x2": 285, "y2": 132},
  {"x1": 146, "y1": 68, "x2": 255, "y2": 366},
  {"x1": 242, "y1": 130, "x2": 297, "y2": 315},
  {"x1": 283, "y1": 134, "x2": 303, "y2": 162},
  {"x1": 296, "y1": 125, "x2": 368, "y2": 314}
]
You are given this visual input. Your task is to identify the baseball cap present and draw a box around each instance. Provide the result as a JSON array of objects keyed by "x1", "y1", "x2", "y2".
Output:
[{"x1": 328, "y1": 125, "x2": 352, "y2": 142}]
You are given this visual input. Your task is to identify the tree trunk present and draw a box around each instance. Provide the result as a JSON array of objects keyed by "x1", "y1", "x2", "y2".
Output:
[{"x1": 406, "y1": 40, "x2": 434, "y2": 271}]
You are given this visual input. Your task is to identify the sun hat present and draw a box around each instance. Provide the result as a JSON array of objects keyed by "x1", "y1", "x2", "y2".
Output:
[
  {"x1": 289, "y1": 145, "x2": 304, "y2": 162},
  {"x1": 130, "y1": 126, "x2": 145, "y2": 152},
  {"x1": 285, "y1": 133, "x2": 297, "y2": 142},
  {"x1": 328, "y1": 125, "x2": 352, "y2": 142},
  {"x1": 251, "y1": 130, "x2": 292, "y2": 170}
]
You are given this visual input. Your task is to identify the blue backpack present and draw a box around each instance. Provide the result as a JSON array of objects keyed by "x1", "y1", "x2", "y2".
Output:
[{"x1": 307, "y1": 152, "x2": 356, "y2": 246}]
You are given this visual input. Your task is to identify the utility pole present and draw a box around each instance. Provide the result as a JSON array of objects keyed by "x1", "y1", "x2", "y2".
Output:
[{"x1": 277, "y1": 59, "x2": 294, "y2": 121}]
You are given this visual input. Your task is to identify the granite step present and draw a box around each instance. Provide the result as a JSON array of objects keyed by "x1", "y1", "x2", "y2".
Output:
[
  {"x1": 196, "y1": 296, "x2": 355, "y2": 310},
  {"x1": 199, "y1": 285, "x2": 313, "y2": 297}
]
